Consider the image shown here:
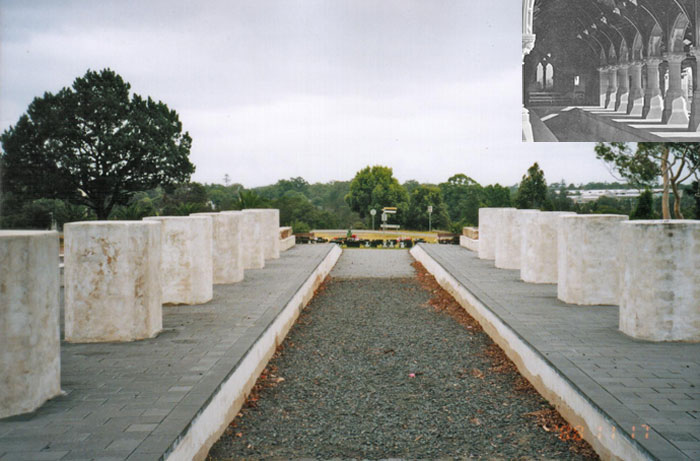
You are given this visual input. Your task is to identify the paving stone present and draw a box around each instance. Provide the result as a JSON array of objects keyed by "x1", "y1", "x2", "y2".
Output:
[
  {"x1": 0, "y1": 245, "x2": 335, "y2": 460},
  {"x1": 420, "y1": 244, "x2": 700, "y2": 461}
]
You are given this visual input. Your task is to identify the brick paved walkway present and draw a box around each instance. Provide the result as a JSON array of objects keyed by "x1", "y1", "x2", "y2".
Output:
[
  {"x1": 419, "y1": 244, "x2": 699, "y2": 460},
  {"x1": 0, "y1": 244, "x2": 335, "y2": 461}
]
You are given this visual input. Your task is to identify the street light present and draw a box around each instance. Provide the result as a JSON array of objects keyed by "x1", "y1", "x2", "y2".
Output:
[
  {"x1": 427, "y1": 205, "x2": 433, "y2": 232},
  {"x1": 370, "y1": 208, "x2": 376, "y2": 230}
]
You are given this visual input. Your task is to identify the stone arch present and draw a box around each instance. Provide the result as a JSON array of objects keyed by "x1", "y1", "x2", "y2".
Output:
[
  {"x1": 600, "y1": 48, "x2": 607, "y2": 66},
  {"x1": 523, "y1": 0, "x2": 535, "y2": 35},
  {"x1": 668, "y1": 12, "x2": 690, "y2": 53},
  {"x1": 631, "y1": 32, "x2": 643, "y2": 61},
  {"x1": 619, "y1": 37, "x2": 630, "y2": 63},
  {"x1": 536, "y1": 62, "x2": 544, "y2": 90},
  {"x1": 647, "y1": 23, "x2": 663, "y2": 57},
  {"x1": 608, "y1": 43, "x2": 618, "y2": 64}
]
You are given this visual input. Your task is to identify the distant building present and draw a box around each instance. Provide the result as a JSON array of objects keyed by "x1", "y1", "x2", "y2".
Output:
[{"x1": 567, "y1": 188, "x2": 663, "y2": 204}]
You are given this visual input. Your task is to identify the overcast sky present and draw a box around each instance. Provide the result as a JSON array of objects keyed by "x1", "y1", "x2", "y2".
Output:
[{"x1": 0, "y1": 0, "x2": 612, "y2": 188}]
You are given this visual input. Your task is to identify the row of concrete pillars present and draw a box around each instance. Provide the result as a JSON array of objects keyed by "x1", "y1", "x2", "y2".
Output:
[{"x1": 599, "y1": 53, "x2": 700, "y2": 130}]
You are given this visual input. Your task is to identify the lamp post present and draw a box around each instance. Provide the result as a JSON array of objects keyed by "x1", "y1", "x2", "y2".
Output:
[
  {"x1": 370, "y1": 209, "x2": 376, "y2": 230},
  {"x1": 427, "y1": 205, "x2": 433, "y2": 232}
]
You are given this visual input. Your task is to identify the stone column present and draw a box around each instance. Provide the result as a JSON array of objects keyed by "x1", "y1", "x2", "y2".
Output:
[
  {"x1": 615, "y1": 64, "x2": 630, "y2": 112},
  {"x1": 244, "y1": 209, "x2": 280, "y2": 260},
  {"x1": 605, "y1": 65, "x2": 618, "y2": 110},
  {"x1": 598, "y1": 67, "x2": 609, "y2": 107},
  {"x1": 0, "y1": 231, "x2": 61, "y2": 418},
  {"x1": 191, "y1": 212, "x2": 244, "y2": 284},
  {"x1": 557, "y1": 215, "x2": 628, "y2": 305},
  {"x1": 143, "y1": 216, "x2": 213, "y2": 305},
  {"x1": 687, "y1": 50, "x2": 700, "y2": 131},
  {"x1": 662, "y1": 53, "x2": 689, "y2": 124},
  {"x1": 240, "y1": 210, "x2": 265, "y2": 269},
  {"x1": 495, "y1": 209, "x2": 539, "y2": 270},
  {"x1": 64, "y1": 221, "x2": 162, "y2": 342},
  {"x1": 522, "y1": 34, "x2": 536, "y2": 142},
  {"x1": 619, "y1": 221, "x2": 700, "y2": 341},
  {"x1": 626, "y1": 61, "x2": 644, "y2": 116},
  {"x1": 478, "y1": 207, "x2": 514, "y2": 260},
  {"x1": 520, "y1": 211, "x2": 576, "y2": 284},
  {"x1": 642, "y1": 57, "x2": 664, "y2": 119}
]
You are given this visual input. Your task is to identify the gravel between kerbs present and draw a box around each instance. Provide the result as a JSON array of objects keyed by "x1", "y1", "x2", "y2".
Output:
[{"x1": 208, "y1": 254, "x2": 598, "y2": 460}]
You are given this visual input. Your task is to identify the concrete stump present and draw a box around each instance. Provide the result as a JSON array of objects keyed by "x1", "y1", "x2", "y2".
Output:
[
  {"x1": 495, "y1": 209, "x2": 539, "y2": 270},
  {"x1": 64, "y1": 221, "x2": 162, "y2": 342},
  {"x1": 478, "y1": 207, "x2": 514, "y2": 260},
  {"x1": 520, "y1": 211, "x2": 575, "y2": 283},
  {"x1": 619, "y1": 220, "x2": 700, "y2": 341},
  {"x1": 240, "y1": 210, "x2": 265, "y2": 269},
  {"x1": 191, "y1": 212, "x2": 244, "y2": 284},
  {"x1": 0, "y1": 231, "x2": 61, "y2": 418},
  {"x1": 557, "y1": 214, "x2": 628, "y2": 305},
  {"x1": 144, "y1": 216, "x2": 213, "y2": 305},
  {"x1": 245, "y1": 209, "x2": 280, "y2": 260}
]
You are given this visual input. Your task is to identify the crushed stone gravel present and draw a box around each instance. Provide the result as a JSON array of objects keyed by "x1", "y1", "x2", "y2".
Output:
[{"x1": 208, "y1": 254, "x2": 598, "y2": 460}]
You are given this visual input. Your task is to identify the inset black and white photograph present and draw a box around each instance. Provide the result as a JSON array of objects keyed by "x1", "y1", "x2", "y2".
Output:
[{"x1": 522, "y1": 0, "x2": 700, "y2": 141}]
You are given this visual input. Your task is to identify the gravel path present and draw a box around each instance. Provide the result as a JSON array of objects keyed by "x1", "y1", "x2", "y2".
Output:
[{"x1": 209, "y1": 250, "x2": 596, "y2": 459}]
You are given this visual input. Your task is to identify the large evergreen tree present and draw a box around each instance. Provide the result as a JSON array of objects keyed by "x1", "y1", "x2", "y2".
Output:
[
  {"x1": 0, "y1": 69, "x2": 194, "y2": 219},
  {"x1": 514, "y1": 162, "x2": 548, "y2": 209},
  {"x1": 345, "y1": 165, "x2": 408, "y2": 221}
]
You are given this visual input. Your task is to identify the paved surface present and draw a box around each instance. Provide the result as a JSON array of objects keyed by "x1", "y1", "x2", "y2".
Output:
[
  {"x1": 0, "y1": 244, "x2": 335, "y2": 461},
  {"x1": 420, "y1": 244, "x2": 700, "y2": 460},
  {"x1": 330, "y1": 249, "x2": 415, "y2": 279}
]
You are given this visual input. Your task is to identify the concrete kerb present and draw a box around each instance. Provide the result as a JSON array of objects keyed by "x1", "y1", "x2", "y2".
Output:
[
  {"x1": 410, "y1": 244, "x2": 655, "y2": 461},
  {"x1": 164, "y1": 245, "x2": 342, "y2": 461}
]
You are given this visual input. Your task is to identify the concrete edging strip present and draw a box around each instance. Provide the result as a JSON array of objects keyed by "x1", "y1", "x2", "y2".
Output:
[
  {"x1": 410, "y1": 244, "x2": 653, "y2": 461},
  {"x1": 165, "y1": 245, "x2": 342, "y2": 461}
]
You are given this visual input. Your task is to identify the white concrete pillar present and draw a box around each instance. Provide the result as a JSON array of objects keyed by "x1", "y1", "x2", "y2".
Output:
[
  {"x1": 615, "y1": 64, "x2": 630, "y2": 112},
  {"x1": 557, "y1": 215, "x2": 628, "y2": 305},
  {"x1": 0, "y1": 231, "x2": 61, "y2": 418},
  {"x1": 245, "y1": 209, "x2": 280, "y2": 260},
  {"x1": 598, "y1": 67, "x2": 609, "y2": 107},
  {"x1": 642, "y1": 58, "x2": 664, "y2": 119},
  {"x1": 64, "y1": 221, "x2": 162, "y2": 342},
  {"x1": 626, "y1": 62, "x2": 644, "y2": 116},
  {"x1": 605, "y1": 65, "x2": 618, "y2": 110},
  {"x1": 143, "y1": 216, "x2": 213, "y2": 305},
  {"x1": 478, "y1": 207, "x2": 514, "y2": 260},
  {"x1": 619, "y1": 220, "x2": 700, "y2": 342},
  {"x1": 191, "y1": 212, "x2": 244, "y2": 284},
  {"x1": 520, "y1": 211, "x2": 576, "y2": 284},
  {"x1": 240, "y1": 210, "x2": 265, "y2": 269},
  {"x1": 662, "y1": 54, "x2": 689, "y2": 124},
  {"x1": 495, "y1": 209, "x2": 539, "y2": 270}
]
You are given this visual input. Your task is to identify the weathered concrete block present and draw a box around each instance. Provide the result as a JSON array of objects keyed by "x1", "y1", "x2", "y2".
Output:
[
  {"x1": 619, "y1": 220, "x2": 700, "y2": 341},
  {"x1": 240, "y1": 210, "x2": 265, "y2": 269},
  {"x1": 495, "y1": 209, "x2": 539, "y2": 270},
  {"x1": 478, "y1": 207, "x2": 514, "y2": 260},
  {"x1": 0, "y1": 231, "x2": 61, "y2": 418},
  {"x1": 64, "y1": 221, "x2": 162, "y2": 342},
  {"x1": 557, "y1": 214, "x2": 628, "y2": 305},
  {"x1": 521, "y1": 211, "x2": 575, "y2": 283},
  {"x1": 280, "y1": 226, "x2": 293, "y2": 239},
  {"x1": 459, "y1": 235, "x2": 479, "y2": 252},
  {"x1": 191, "y1": 212, "x2": 244, "y2": 284},
  {"x1": 144, "y1": 216, "x2": 213, "y2": 305},
  {"x1": 280, "y1": 235, "x2": 296, "y2": 251},
  {"x1": 245, "y1": 208, "x2": 280, "y2": 260}
]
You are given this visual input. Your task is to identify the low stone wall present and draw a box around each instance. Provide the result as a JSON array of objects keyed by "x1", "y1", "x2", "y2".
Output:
[
  {"x1": 191, "y1": 212, "x2": 244, "y2": 284},
  {"x1": 144, "y1": 216, "x2": 213, "y2": 305},
  {"x1": 459, "y1": 235, "x2": 479, "y2": 252},
  {"x1": 495, "y1": 209, "x2": 539, "y2": 270},
  {"x1": 557, "y1": 214, "x2": 628, "y2": 305},
  {"x1": 619, "y1": 220, "x2": 700, "y2": 342},
  {"x1": 0, "y1": 231, "x2": 61, "y2": 418},
  {"x1": 280, "y1": 235, "x2": 296, "y2": 252},
  {"x1": 478, "y1": 207, "x2": 513, "y2": 260},
  {"x1": 461, "y1": 227, "x2": 478, "y2": 239},
  {"x1": 280, "y1": 226, "x2": 293, "y2": 239},
  {"x1": 520, "y1": 211, "x2": 575, "y2": 284},
  {"x1": 238, "y1": 210, "x2": 265, "y2": 270},
  {"x1": 64, "y1": 221, "x2": 162, "y2": 342}
]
